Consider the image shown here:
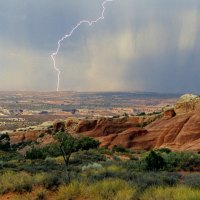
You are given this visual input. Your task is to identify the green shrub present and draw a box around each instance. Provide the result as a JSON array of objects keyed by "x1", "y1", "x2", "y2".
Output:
[
  {"x1": 184, "y1": 174, "x2": 200, "y2": 189},
  {"x1": 157, "y1": 148, "x2": 171, "y2": 154},
  {"x1": 11, "y1": 141, "x2": 33, "y2": 150},
  {"x1": 42, "y1": 173, "x2": 64, "y2": 190},
  {"x1": 163, "y1": 152, "x2": 200, "y2": 171},
  {"x1": 26, "y1": 147, "x2": 47, "y2": 160},
  {"x1": 71, "y1": 149, "x2": 106, "y2": 165},
  {"x1": 43, "y1": 144, "x2": 62, "y2": 157},
  {"x1": 88, "y1": 171, "x2": 120, "y2": 182},
  {"x1": 77, "y1": 137, "x2": 100, "y2": 151},
  {"x1": 98, "y1": 147, "x2": 113, "y2": 155},
  {"x1": 121, "y1": 171, "x2": 180, "y2": 189},
  {"x1": 144, "y1": 151, "x2": 166, "y2": 171},
  {"x1": 121, "y1": 159, "x2": 144, "y2": 172},
  {"x1": 112, "y1": 145, "x2": 129, "y2": 153},
  {"x1": 141, "y1": 173, "x2": 178, "y2": 189}
]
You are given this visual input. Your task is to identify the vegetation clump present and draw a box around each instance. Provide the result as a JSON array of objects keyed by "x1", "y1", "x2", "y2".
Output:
[
  {"x1": 54, "y1": 132, "x2": 100, "y2": 166},
  {"x1": 0, "y1": 133, "x2": 10, "y2": 150},
  {"x1": 144, "y1": 150, "x2": 166, "y2": 171},
  {"x1": 26, "y1": 147, "x2": 47, "y2": 160}
]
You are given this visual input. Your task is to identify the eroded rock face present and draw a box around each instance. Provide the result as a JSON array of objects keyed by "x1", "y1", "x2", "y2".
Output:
[
  {"x1": 175, "y1": 94, "x2": 200, "y2": 114},
  {"x1": 163, "y1": 107, "x2": 176, "y2": 118},
  {"x1": 9, "y1": 130, "x2": 54, "y2": 146},
  {"x1": 76, "y1": 110, "x2": 200, "y2": 152},
  {"x1": 53, "y1": 121, "x2": 65, "y2": 132},
  {"x1": 98, "y1": 127, "x2": 148, "y2": 149},
  {"x1": 143, "y1": 110, "x2": 200, "y2": 152}
]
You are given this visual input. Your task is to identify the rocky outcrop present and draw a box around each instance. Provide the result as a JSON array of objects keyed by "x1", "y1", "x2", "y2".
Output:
[
  {"x1": 6, "y1": 122, "x2": 54, "y2": 147},
  {"x1": 64, "y1": 116, "x2": 149, "y2": 149},
  {"x1": 8, "y1": 130, "x2": 54, "y2": 146},
  {"x1": 163, "y1": 107, "x2": 176, "y2": 118},
  {"x1": 174, "y1": 94, "x2": 200, "y2": 114},
  {"x1": 141, "y1": 110, "x2": 200, "y2": 152},
  {"x1": 131, "y1": 94, "x2": 200, "y2": 152}
]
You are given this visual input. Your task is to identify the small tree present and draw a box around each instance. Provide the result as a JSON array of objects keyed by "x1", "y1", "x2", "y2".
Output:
[
  {"x1": 55, "y1": 132, "x2": 99, "y2": 166},
  {"x1": 55, "y1": 132, "x2": 76, "y2": 166},
  {"x1": 144, "y1": 150, "x2": 166, "y2": 171}
]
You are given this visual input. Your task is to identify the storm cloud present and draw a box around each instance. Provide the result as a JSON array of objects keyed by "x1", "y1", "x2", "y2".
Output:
[{"x1": 0, "y1": 0, "x2": 200, "y2": 93}]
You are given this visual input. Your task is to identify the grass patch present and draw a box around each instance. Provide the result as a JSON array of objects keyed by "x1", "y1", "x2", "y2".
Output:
[
  {"x1": 56, "y1": 181, "x2": 86, "y2": 200},
  {"x1": 0, "y1": 171, "x2": 33, "y2": 194},
  {"x1": 141, "y1": 186, "x2": 200, "y2": 200},
  {"x1": 56, "y1": 179, "x2": 135, "y2": 200},
  {"x1": 87, "y1": 179, "x2": 135, "y2": 200}
]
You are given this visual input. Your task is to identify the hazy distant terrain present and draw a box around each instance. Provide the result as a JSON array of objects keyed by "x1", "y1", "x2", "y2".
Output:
[
  {"x1": 0, "y1": 91, "x2": 179, "y2": 110},
  {"x1": 0, "y1": 91, "x2": 179, "y2": 131}
]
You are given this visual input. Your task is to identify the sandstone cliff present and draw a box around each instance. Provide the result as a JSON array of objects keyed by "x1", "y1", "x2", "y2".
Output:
[{"x1": 175, "y1": 94, "x2": 200, "y2": 114}]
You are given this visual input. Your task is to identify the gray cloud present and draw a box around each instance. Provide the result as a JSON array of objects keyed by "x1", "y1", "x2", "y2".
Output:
[{"x1": 0, "y1": 0, "x2": 200, "y2": 92}]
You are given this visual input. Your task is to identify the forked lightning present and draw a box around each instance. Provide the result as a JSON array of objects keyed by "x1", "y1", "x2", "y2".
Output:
[{"x1": 51, "y1": 0, "x2": 114, "y2": 91}]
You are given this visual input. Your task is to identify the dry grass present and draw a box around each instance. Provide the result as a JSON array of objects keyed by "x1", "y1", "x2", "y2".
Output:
[
  {"x1": 141, "y1": 186, "x2": 200, "y2": 200},
  {"x1": 56, "y1": 181, "x2": 86, "y2": 200},
  {"x1": 55, "y1": 179, "x2": 135, "y2": 200},
  {"x1": 0, "y1": 171, "x2": 33, "y2": 194}
]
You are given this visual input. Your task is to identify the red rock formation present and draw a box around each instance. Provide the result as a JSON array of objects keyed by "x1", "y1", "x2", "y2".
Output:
[
  {"x1": 131, "y1": 95, "x2": 200, "y2": 152},
  {"x1": 175, "y1": 94, "x2": 200, "y2": 114},
  {"x1": 98, "y1": 127, "x2": 148, "y2": 149},
  {"x1": 5, "y1": 94, "x2": 200, "y2": 152},
  {"x1": 53, "y1": 121, "x2": 65, "y2": 132},
  {"x1": 141, "y1": 111, "x2": 200, "y2": 152},
  {"x1": 9, "y1": 130, "x2": 54, "y2": 146},
  {"x1": 77, "y1": 108, "x2": 200, "y2": 152},
  {"x1": 163, "y1": 108, "x2": 176, "y2": 118}
]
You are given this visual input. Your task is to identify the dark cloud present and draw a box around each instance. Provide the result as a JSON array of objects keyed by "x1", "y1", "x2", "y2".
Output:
[{"x1": 0, "y1": 0, "x2": 200, "y2": 92}]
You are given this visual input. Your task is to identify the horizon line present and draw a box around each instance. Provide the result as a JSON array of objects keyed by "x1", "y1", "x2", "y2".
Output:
[{"x1": 0, "y1": 90, "x2": 185, "y2": 95}]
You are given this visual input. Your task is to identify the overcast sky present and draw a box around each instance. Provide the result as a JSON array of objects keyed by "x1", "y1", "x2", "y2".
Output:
[{"x1": 0, "y1": 0, "x2": 200, "y2": 93}]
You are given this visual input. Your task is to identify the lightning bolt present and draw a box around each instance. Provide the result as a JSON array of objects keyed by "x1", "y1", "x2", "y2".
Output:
[{"x1": 51, "y1": 0, "x2": 114, "y2": 91}]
